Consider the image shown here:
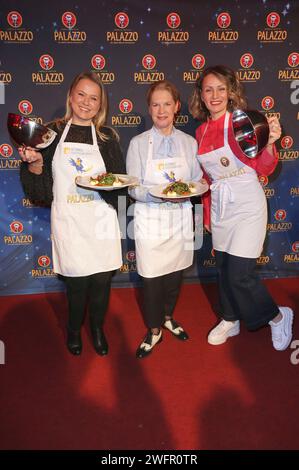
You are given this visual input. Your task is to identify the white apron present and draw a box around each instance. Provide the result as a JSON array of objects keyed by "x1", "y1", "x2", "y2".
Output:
[
  {"x1": 51, "y1": 120, "x2": 122, "y2": 276},
  {"x1": 198, "y1": 112, "x2": 267, "y2": 258},
  {"x1": 134, "y1": 130, "x2": 194, "y2": 277}
]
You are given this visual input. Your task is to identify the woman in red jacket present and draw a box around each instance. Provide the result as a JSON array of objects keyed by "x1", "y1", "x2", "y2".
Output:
[{"x1": 189, "y1": 65, "x2": 293, "y2": 350}]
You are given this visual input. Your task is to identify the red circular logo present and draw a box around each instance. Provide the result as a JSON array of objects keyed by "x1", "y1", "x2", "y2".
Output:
[
  {"x1": 281, "y1": 136, "x2": 293, "y2": 149},
  {"x1": 258, "y1": 175, "x2": 269, "y2": 186},
  {"x1": 240, "y1": 53, "x2": 254, "y2": 69},
  {"x1": 10, "y1": 221, "x2": 24, "y2": 233},
  {"x1": 287, "y1": 52, "x2": 299, "y2": 68},
  {"x1": 274, "y1": 209, "x2": 286, "y2": 221},
  {"x1": 61, "y1": 11, "x2": 77, "y2": 29},
  {"x1": 0, "y1": 144, "x2": 13, "y2": 158},
  {"x1": 126, "y1": 251, "x2": 136, "y2": 262},
  {"x1": 38, "y1": 255, "x2": 51, "y2": 267},
  {"x1": 142, "y1": 54, "x2": 156, "y2": 70},
  {"x1": 166, "y1": 12, "x2": 181, "y2": 29},
  {"x1": 217, "y1": 12, "x2": 231, "y2": 29},
  {"x1": 18, "y1": 100, "x2": 33, "y2": 115},
  {"x1": 91, "y1": 54, "x2": 106, "y2": 70},
  {"x1": 266, "y1": 12, "x2": 280, "y2": 28},
  {"x1": 191, "y1": 54, "x2": 205, "y2": 70},
  {"x1": 7, "y1": 11, "x2": 22, "y2": 28},
  {"x1": 39, "y1": 54, "x2": 54, "y2": 71},
  {"x1": 119, "y1": 99, "x2": 133, "y2": 114},
  {"x1": 115, "y1": 12, "x2": 129, "y2": 29},
  {"x1": 292, "y1": 242, "x2": 299, "y2": 253},
  {"x1": 261, "y1": 96, "x2": 274, "y2": 111}
]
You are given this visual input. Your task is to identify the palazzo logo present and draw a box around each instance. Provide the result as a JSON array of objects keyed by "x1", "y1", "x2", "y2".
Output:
[
  {"x1": 0, "y1": 10, "x2": 34, "y2": 43},
  {"x1": 257, "y1": 11, "x2": 287, "y2": 43},
  {"x1": 0, "y1": 143, "x2": 20, "y2": 170},
  {"x1": 119, "y1": 99, "x2": 133, "y2": 114},
  {"x1": 0, "y1": 144, "x2": 13, "y2": 158},
  {"x1": 120, "y1": 251, "x2": 137, "y2": 273},
  {"x1": 261, "y1": 96, "x2": 280, "y2": 120},
  {"x1": 267, "y1": 209, "x2": 292, "y2": 232},
  {"x1": 134, "y1": 54, "x2": 164, "y2": 84},
  {"x1": 32, "y1": 55, "x2": 64, "y2": 85},
  {"x1": 208, "y1": 11, "x2": 239, "y2": 43},
  {"x1": 258, "y1": 175, "x2": 275, "y2": 198},
  {"x1": 283, "y1": 241, "x2": 299, "y2": 263},
  {"x1": 38, "y1": 255, "x2": 51, "y2": 267},
  {"x1": 111, "y1": 99, "x2": 141, "y2": 127},
  {"x1": 158, "y1": 12, "x2": 189, "y2": 44},
  {"x1": 3, "y1": 220, "x2": 32, "y2": 245},
  {"x1": 91, "y1": 54, "x2": 115, "y2": 84},
  {"x1": 237, "y1": 53, "x2": 261, "y2": 82},
  {"x1": 31, "y1": 255, "x2": 55, "y2": 278},
  {"x1": 279, "y1": 135, "x2": 298, "y2": 161},
  {"x1": 0, "y1": 66, "x2": 13, "y2": 84},
  {"x1": 183, "y1": 54, "x2": 206, "y2": 83},
  {"x1": 278, "y1": 52, "x2": 299, "y2": 81},
  {"x1": 107, "y1": 12, "x2": 138, "y2": 44},
  {"x1": 18, "y1": 99, "x2": 33, "y2": 115},
  {"x1": 62, "y1": 11, "x2": 77, "y2": 29},
  {"x1": 7, "y1": 11, "x2": 22, "y2": 28},
  {"x1": 54, "y1": 11, "x2": 86, "y2": 43}
]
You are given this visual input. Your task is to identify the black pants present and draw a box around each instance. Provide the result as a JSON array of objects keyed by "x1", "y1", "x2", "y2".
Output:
[
  {"x1": 140, "y1": 270, "x2": 183, "y2": 329},
  {"x1": 63, "y1": 271, "x2": 113, "y2": 331},
  {"x1": 215, "y1": 250, "x2": 279, "y2": 330}
]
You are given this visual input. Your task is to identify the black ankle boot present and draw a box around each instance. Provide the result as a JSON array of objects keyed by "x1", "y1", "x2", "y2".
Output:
[
  {"x1": 67, "y1": 327, "x2": 82, "y2": 355},
  {"x1": 90, "y1": 320, "x2": 108, "y2": 356}
]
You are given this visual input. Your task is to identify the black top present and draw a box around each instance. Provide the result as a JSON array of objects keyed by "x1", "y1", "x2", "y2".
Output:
[{"x1": 20, "y1": 122, "x2": 127, "y2": 211}]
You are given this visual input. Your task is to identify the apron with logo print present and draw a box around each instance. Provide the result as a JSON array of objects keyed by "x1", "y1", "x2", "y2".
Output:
[
  {"x1": 134, "y1": 130, "x2": 194, "y2": 278},
  {"x1": 198, "y1": 112, "x2": 267, "y2": 258},
  {"x1": 51, "y1": 120, "x2": 122, "y2": 276}
]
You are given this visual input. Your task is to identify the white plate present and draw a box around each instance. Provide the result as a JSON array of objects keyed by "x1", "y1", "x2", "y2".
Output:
[
  {"x1": 75, "y1": 174, "x2": 139, "y2": 191},
  {"x1": 149, "y1": 180, "x2": 209, "y2": 199}
]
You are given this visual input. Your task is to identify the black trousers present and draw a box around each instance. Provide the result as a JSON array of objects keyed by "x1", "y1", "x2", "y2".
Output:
[
  {"x1": 63, "y1": 271, "x2": 113, "y2": 331},
  {"x1": 215, "y1": 250, "x2": 279, "y2": 330},
  {"x1": 140, "y1": 270, "x2": 183, "y2": 329}
]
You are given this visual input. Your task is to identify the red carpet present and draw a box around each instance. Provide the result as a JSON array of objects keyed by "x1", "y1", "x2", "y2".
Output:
[{"x1": 0, "y1": 279, "x2": 298, "y2": 450}]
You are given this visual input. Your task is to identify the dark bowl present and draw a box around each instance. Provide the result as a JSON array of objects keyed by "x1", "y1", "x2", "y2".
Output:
[
  {"x1": 7, "y1": 113, "x2": 57, "y2": 149},
  {"x1": 232, "y1": 109, "x2": 269, "y2": 158}
]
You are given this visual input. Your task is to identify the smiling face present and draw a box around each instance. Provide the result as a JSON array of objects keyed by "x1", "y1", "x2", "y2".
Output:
[
  {"x1": 201, "y1": 73, "x2": 229, "y2": 120},
  {"x1": 69, "y1": 78, "x2": 101, "y2": 125},
  {"x1": 148, "y1": 89, "x2": 179, "y2": 135}
]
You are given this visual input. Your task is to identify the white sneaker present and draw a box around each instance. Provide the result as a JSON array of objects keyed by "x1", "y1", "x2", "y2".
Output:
[
  {"x1": 208, "y1": 319, "x2": 240, "y2": 345},
  {"x1": 269, "y1": 306, "x2": 294, "y2": 351}
]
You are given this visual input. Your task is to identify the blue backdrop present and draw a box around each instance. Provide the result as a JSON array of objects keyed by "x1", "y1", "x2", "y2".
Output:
[{"x1": 0, "y1": 0, "x2": 298, "y2": 295}]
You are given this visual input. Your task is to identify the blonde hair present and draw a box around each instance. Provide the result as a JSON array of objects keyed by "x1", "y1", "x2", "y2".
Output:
[
  {"x1": 189, "y1": 65, "x2": 247, "y2": 121},
  {"x1": 56, "y1": 71, "x2": 118, "y2": 141},
  {"x1": 146, "y1": 80, "x2": 181, "y2": 112}
]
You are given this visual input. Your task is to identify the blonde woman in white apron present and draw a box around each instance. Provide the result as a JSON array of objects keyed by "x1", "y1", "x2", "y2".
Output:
[
  {"x1": 189, "y1": 65, "x2": 293, "y2": 351},
  {"x1": 19, "y1": 72, "x2": 126, "y2": 356},
  {"x1": 127, "y1": 80, "x2": 202, "y2": 358}
]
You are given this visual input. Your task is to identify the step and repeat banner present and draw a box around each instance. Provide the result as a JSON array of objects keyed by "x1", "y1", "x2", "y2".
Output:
[{"x1": 0, "y1": 0, "x2": 298, "y2": 295}]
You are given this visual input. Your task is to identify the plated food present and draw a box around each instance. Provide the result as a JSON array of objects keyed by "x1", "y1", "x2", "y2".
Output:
[
  {"x1": 89, "y1": 172, "x2": 123, "y2": 187},
  {"x1": 162, "y1": 181, "x2": 197, "y2": 197},
  {"x1": 149, "y1": 179, "x2": 209, "y2": 199},
  {"x1": 75, "y1": 173, "x2": 139, "y2": 191}
]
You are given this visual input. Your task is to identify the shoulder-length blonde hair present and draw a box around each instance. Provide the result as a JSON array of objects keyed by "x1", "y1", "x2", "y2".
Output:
[
  {"x1": 56, "y1": 71, "x2": 118, "y2": 141},
  {"x1": 189, "y1": 65, "x2": 247, "y2": 121}
]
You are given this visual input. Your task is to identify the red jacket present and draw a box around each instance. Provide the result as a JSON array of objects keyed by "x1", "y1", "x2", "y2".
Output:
[{"x1": 195, "y1": 113, "x2": 278, "y2": 230}]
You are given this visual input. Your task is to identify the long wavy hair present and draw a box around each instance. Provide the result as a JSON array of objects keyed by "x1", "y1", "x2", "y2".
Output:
[
  {"x1": 56, "y1": 71, "x2": 118, "y2": 141},
  {"x1": 189, "y1": 65, "x2": 247, "y2": 121}
]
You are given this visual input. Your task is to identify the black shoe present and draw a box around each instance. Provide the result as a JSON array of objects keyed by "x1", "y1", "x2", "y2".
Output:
[
  {"x1": 67, "y1": 327, "x2": 82, "y2": 355},
  {"x1": 163, "y1": 318, "x2": 189, "y2": 340},
  {"x1": 136, "y1": 330, "x2": 162, "y2": 359},
  {"x1": 90, "y1": 322, "x2": 108, "y2": 356}
]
